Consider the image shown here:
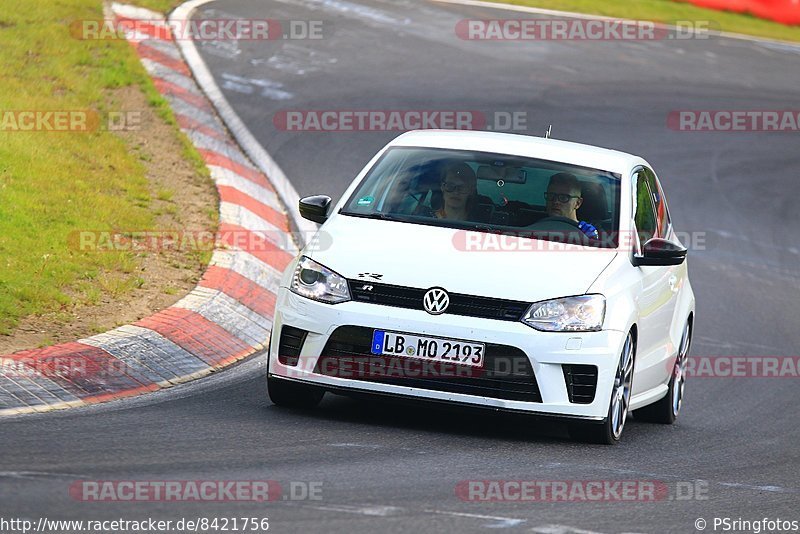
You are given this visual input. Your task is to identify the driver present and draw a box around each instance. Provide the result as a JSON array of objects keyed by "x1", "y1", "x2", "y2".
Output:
[{"x1": 544, "y1": 173, "x2": 599, "y2": 239}]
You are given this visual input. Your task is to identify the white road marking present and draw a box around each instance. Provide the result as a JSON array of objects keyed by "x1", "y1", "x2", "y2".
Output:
[
  {"x1": 692, "y1": 334, "x2": 786, "y2": 352},
  {"x1": 536, "y1": 462, "x2": 798, "y2": 494},
  {"x1": 0, "y1": 471, "x2": 86, "y2": 479},
  {"x1": 305, "y1": 504, "x2": 404, "y2": 516},
  {"x1": 427, "y1": 509, "x2": 525, "y2": 528},
  {"x1": 531, "y1": 526, "x2": 648, "y2": 534},
  {"x1": 531, "y1": 526, "x2": 605, "y2": 534},
  {"x1": 719, "y1": 482, "x2": 797, "y2": 493}
]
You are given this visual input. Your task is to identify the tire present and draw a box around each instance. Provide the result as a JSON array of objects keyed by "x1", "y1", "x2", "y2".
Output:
[
  {"x1": 267, "y1": 374, "x2": 324, "y2": 409},
  {"x1": 634, "y1": 321, "x2": 691, "y2": 424},
  {"x1": 568, "y1": 331, "x2": 635, "y2": 445}
]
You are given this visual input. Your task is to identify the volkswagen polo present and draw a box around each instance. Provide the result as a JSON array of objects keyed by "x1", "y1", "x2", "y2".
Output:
[{"x1": 266, "y1": 130, "x2": 695, "y2": 444}]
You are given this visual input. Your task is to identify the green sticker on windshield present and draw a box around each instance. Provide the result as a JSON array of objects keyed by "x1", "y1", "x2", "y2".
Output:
[{"x1": 357, "y1": 196, "x2": 374, "y2": 206}]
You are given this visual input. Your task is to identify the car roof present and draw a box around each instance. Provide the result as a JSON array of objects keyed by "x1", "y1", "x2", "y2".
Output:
[{"x1": 389, "y1": 130, "x2": 645, "y2": 176}]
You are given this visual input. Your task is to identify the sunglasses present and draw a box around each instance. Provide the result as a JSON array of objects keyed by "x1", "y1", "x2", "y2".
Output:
[
  {"x1": 442, "y1": 182, "x2": 469, "y2": 194},
  {"x1": 544, "y1": 192, "x2": 581, "y2": 203}
]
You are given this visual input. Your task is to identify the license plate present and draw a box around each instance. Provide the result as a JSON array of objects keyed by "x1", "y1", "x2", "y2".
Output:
[{"x1": 370, "y1": 330, "x2": 485, "y2": 368}]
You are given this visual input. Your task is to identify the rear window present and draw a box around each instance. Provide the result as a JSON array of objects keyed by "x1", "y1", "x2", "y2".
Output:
[{"x1": 341, "y1": 147, "x2": 621, "y2": 248}]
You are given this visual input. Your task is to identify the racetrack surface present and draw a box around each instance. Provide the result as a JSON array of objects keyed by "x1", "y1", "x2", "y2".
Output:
[{"x1": 2, "y1": 1, "x2": 799, "y2": 532}]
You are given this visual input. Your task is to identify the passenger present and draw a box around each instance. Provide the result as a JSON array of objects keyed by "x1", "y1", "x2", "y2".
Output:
[
  {"x1": 435, "y1": 162, "x2": 477, "y2": 221},
  {"x1": 544, "y1": 172, "x2": 599, "y2": 239}
]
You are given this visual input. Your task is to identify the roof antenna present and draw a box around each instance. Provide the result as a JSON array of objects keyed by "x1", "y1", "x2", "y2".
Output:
[{"x1": 544, "y1": 124, "x2": 552, "y2": 139}]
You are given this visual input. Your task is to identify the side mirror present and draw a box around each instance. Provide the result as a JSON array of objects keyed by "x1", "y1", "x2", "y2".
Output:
[
  {"x1": 299, "y1": 195, "x2": 332, "y2": 224},
  {"x1": 633, "y1": 237, "x2": 687, "y2": 266}
]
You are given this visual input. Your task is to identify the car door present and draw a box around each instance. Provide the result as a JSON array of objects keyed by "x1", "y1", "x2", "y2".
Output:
[
  {"x1": 644, "y1": 166, "x2": 681, "y2": 325},
  {"x1": 631, "y1": 167, "x2": 679, "y2": 394}
]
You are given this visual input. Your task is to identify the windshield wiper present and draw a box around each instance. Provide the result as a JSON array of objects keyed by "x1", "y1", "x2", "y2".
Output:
[{"x1": 340, "y1": 211, "x2": 405, "y2": 222}]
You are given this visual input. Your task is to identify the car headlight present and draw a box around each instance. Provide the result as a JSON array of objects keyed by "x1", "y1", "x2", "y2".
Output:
[
  {"x1": 290, "y1": 256, "x2": 350, "y2": 304},
  {"x1": 521, "y1": 295, "x2": 605, "y2": 332}
]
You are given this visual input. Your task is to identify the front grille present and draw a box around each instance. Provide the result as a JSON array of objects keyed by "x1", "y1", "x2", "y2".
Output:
[
  {"x1": 278, "y1": 325, "x2": 308, "y2": 366},
  {"x1": 562, "y1": 364, "x2": 598, "y2": 404},
  {"x1": 315, "y1": 326, "x2": 541, "y2": 402},
  {"x1": 348, "y1": 280, "x2": 529, "y2": 321}
]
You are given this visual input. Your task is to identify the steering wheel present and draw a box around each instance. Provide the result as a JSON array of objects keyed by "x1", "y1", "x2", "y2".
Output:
[{"x1": 529, "y1": 215, "x2": 582, "y2": 231}]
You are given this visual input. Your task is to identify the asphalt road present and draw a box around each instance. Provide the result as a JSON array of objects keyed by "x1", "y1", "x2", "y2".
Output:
[{"x1": 2, "y1": 1, "x2": 800, "y2": 532}]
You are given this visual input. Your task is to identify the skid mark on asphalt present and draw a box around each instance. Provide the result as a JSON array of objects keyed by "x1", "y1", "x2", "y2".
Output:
[
  {"x1": 192, "y1": 8, "x2": 249, "y2": 59},
  {"x1": 271, "y1": 0, "x2": 411, "y2": 26},
  {"x1": 249, "y1": 44, "x2": 340, "y2": 76},
  {"x1": 199, "y1": 39, "x2": 242, "y2": 60},
  {"x1": 220, "y1": 73, "x2": 294, "y2": 100}
]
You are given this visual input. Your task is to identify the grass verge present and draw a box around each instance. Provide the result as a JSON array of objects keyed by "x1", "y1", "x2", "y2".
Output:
[
  {"x1": 128, "y1": 0, "x2": 186, "y2": 13},
  {"x1": 0, "y1": 0, "x2": 211, "y2": 337},
  {"x1": 484, "y1": 0, "x2": 800, "y2": 42}
]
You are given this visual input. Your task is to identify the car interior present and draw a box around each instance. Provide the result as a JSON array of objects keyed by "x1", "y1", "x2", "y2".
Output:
[
  {"x1": 341, "y1": 147, "x2": 621, "y2": 248},
  {"x1": 391, "y1": 160, "x2": 615, "y2": 233}
]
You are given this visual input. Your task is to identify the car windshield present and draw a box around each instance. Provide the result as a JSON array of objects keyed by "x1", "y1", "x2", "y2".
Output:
[{"x1": 341, "y1": 147, "x2": 622, "y2": 248}]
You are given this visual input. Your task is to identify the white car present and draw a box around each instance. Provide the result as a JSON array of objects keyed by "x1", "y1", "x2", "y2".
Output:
[{"x1": 267, "y1": 130, "x2": 695, "y2": 443}]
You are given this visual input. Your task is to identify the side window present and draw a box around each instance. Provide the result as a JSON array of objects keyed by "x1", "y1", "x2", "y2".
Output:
[
  {"x1": 643, "y1": 167, "x2": 670, "y2": 237},
  {"x1": 634, "y1": 170, "x2": 657, "y2": 247}
]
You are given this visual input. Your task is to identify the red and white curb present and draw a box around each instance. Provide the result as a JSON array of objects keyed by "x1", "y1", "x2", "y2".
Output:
[{"x1": 0, "y1": 3, "x2": 303, "y2": 416}]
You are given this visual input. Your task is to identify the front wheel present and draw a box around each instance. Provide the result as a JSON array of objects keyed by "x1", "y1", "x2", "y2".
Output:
[
  {"x1": 569, "y1": 332, "x2": 634, "y2": 444},
  {"x1": 634, "y1": 321, "x2": 691, "y2": 424},
  {"x1": 267, "y1": 375, "x2": 324, "y2": 408}
]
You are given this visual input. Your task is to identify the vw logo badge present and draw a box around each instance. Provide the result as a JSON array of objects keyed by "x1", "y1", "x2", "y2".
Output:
[{"x1": 423, "y1": 287, "x2": 450, "y2": 315}]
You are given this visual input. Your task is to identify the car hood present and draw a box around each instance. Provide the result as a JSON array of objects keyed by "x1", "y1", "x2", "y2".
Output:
[{"x1": 307, "y1": 215, "x2": 617, "y2": 302}]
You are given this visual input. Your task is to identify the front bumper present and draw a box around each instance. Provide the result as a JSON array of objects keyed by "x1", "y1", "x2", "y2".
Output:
[{"x1": 268, "y1": 288, "x2": 627, "y2": 420}]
